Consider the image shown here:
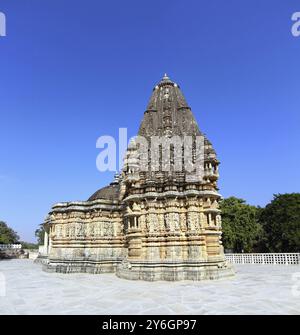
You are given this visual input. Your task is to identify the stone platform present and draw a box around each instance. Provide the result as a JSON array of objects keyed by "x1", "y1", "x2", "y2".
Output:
[{"x1": 0, "y1": 260, "x2": 299, "y2": 314}]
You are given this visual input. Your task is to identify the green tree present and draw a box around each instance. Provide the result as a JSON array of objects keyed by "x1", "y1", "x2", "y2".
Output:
[
  {"x1": 220, "y1": 197, "x2": 263, "y2": 252},
  {"x1": 35, "y1": 224, "x2": 45, "y2": 245},
  {"x1": 0, "y1": 221, "x2": 20, "y2": 244},
  {"x1": 258, "y1": 193, "x2": 300, "y2": 252}
]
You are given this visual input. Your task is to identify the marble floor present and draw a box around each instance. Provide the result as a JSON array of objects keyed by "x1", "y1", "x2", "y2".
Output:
[{"x1": 0, "y1": 259, "x2": 299, "y2": 314}]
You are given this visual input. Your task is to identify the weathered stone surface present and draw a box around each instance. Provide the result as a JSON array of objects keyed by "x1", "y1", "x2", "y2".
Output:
[{"x1": 42, "y1": 75, "x2": 234, "y2": 281}]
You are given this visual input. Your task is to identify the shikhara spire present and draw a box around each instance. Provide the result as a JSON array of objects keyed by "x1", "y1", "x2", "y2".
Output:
[{"x1": 138, "y1": 74, "x2": 201, "y2": 138}]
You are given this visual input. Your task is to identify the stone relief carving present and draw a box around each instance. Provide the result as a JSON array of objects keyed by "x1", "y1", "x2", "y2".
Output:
[
  {"x1": 173, "y1": 213, "x2": 180, "y2": 231},
  {"x1": 103, "y1": 222, "x2": 114, "y2": 236},
  {"x1": 88, "y1": 223, "x2": 95, "y2": 237},
  {"x1": 65, "y1": 225, "x2": 70, "y2": 237},
  {"x1": 147, "y1": 214, "x2": 158, "y2": 233},
  {"x1": 139, "y1": 215, "x2": 146, "y2": 230},
  {"x1": 216, "y1": 214, "x2": 222, "y2": 227},
  {"x1": 165, "y1": 213, "x2": 180, "y2": 232},
  {"x1": 180, "y1": 212, "x2": 187, "y2": 231},
  {"x1": 70, "y1": 224, "x2": 75, "y2": 237},
  {"x1": 158, "y1": 214, "x2": 165, "y2": 231},
  {"x1": 76, "y1": 222, "x2": 85, "y2": 237},
  {"x1": 187, "y1": 212, "x2": 200, "y2": 231}
]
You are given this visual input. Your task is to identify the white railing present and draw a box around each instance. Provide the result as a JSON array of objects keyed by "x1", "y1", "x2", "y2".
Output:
[
  {"x1": 0, "y1": 244, "x2": 22, "y2": 250},
  {"x1": 225, "y1": 253, "x2": 300, "y2": 265}
]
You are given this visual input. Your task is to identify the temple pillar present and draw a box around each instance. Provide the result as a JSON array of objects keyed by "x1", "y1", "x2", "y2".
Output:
[
  {"x1": 134, "y1": 216, "x2": 137, "y2": 228},
  {"x1": 44, "y1": 230, "x2": 49, "y2": 255},
  {"x1": 48, "y1": 227, "x2": 52, "y2": 254},
  {"x1": 208, "y1": 213, "x2": 212, "y2": 226}
]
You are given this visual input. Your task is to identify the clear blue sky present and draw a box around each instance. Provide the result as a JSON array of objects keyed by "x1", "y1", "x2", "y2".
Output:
[{"x1": 0, "y1": 0, "x2": 299, "y2": 242}]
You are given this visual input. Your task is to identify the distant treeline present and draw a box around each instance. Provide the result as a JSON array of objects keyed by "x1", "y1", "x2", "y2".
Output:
[{"x1": 221, "y1": 193, "x2": 300, "y2": 253}]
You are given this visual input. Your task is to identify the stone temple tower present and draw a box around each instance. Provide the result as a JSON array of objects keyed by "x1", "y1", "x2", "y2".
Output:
[
  {"x1": 116, "y1": 74, "x2": 233, "y2": 280},
  {"x1": 42, "y1": 74, "x2": 234, "y2": 281}
]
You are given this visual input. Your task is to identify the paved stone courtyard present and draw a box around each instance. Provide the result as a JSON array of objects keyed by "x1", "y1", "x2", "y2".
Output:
[{"x1": 0, "y1": 259, "x2": 299, "y2": 314}]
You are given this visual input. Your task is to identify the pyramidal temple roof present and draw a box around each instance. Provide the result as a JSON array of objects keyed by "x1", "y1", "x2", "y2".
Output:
[{"x1": 138, "y1": 74, "x2": 201, "y2": 138}]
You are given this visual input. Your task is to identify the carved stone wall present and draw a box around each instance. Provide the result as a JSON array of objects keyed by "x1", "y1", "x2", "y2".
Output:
[{"x1": 44, "y1": 201, "x2": 125, "y2": 274}]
